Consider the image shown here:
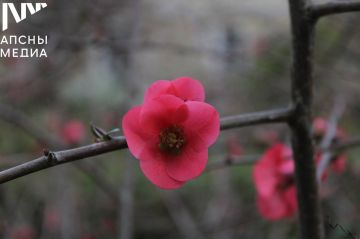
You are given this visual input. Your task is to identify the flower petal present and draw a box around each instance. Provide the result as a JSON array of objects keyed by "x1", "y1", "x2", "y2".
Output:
[
  {"x1": 143, "y1": 77, "x2": 205, "y2": 102},
  {"x1": 172, "y1": 77, "x2": 205, "y2": 102},
  {"x1": 279, "y1": 159, "x2": 294, "y2": 175},
  {"x1": 182, "y1": 101, "x2": 220, "y2": 151},
  {"x1": 283, "y1": 186, "x2": 297, "y2": 217},
  {"x1": 253, "y1": 143, "x2": 292, "y2": 197},
  {"x1": 331, "y1": 154, "x2": 347, "y2": 173},
  {"x1": 140, "y1": 158, "x2": 185, "y2": 189},
  {"x1": 257, "y1": 193, "x2": 289, "y2": 220},
  {"x1": 144, "y1": 80, "x2": 174, "y2": 102},
  {"x1": 166, "y1": 147, "x2": 208, "y2": 181},
  {"x1": 122, "y1": 106, "x2": 154, "y2": 158},
  {"x1": 253, "y1": 159, "x2": 277, "y2": 197},
  {"x1": 140, "y1": 95, "x2": 188, "y2": 134}
]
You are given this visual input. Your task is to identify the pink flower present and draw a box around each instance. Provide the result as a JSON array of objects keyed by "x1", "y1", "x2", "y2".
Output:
[
  {"x1": 61, "y1": 120, "x2": 86, "y2": 145},
  {"x1": 122, "y1": 78, "x2": 219, "y2": 189},
  {"x1": 144, "y1": 77, "x2": 205, "y2": 102},
  {"x1": 253, "y1": 143, "x2": 297, "y2": 220}
]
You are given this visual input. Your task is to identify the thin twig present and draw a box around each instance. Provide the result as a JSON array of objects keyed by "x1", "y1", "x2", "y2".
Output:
[
  {"x1": 206, "y1": 154, "x2": 260, "y2": 172},
  {"x1": 310, "y1": 1, "x2": 360, "y2": 19},
  {"x1": 331, "y1": 137, "x2": 360, "y2": 152},
  {"x1": 316, "y1": 97, "x2": 346, "y2": 182}
]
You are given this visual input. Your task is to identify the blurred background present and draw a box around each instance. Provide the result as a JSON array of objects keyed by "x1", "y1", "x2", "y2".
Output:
[{"x1": 0, "y1": 0, "x2": 359, "y2": 238}]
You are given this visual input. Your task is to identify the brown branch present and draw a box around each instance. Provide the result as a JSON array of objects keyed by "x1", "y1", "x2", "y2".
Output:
[
  {"x1": 331, "y1": 137, "x2": 360, "y2": 152},
  {"x1": 1, "y1": 101, "x2": 359, "y2": 186},
  {"x1": 206, "y1": 154, "x2": 260, "y2": 172},
  {"x1": 0, "y1": 137, "x2": 127, "y2": 184},
  {"x1": 220, "y1": 107, "x2": 293, "y2": 130},
  {"x1": 288, "y1": 0, "x2": 324, "y2": 239},
  {"x1": 0, "y1": 108, "x2": 292, "y2": 184},
  {"x1": 310, "y1": 1, "x2": 360, "y2": 19},
  {"x1": 207, "y1": 134, "x2": 360, "y2": 172}
]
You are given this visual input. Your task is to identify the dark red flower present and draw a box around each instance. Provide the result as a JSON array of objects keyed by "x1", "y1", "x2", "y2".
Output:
[
  {"x1": 122, "y1": 78, "x2": 219, "y2": 189},
  {"x1": 253, "y1": 143, "x2": 297, "y2": 220}
]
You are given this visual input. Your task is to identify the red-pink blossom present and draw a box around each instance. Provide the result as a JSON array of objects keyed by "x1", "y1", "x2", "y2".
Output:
[
  {"x1": 253, "y1": 143, "x2": 297, "y2": 220},
  {"x1": 122, "y1": 78, "x2": 219, "y2": 189},
  {"x1": 144, "y1": 77, "x2": 205, "y2": 102}
]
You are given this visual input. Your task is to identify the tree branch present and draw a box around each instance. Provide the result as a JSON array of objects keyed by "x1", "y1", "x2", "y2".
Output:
[
  {"x1": 206, "y1": 154, "x2": 260, "y2": 172},
  {"x1": 288, "y1": 0, "x2": 324, "y2": 238},
  {"x1": 310, "y1": 1, "x2": 360, "y2": 19},
  {"x1": 0, "y1": 137, "x2": 127, "y2": 184},
  {"x1": 331, "y1": 137, "x2": 360, "y2": 152},
  {"x1": 0, "y1": 108, "x2": 292, "y2": 184},
  {"x1": 220, "y1": 107, "x2": 293, "y2": 130}
]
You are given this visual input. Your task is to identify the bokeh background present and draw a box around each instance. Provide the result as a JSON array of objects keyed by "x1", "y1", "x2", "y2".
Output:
[{"x1": 0, "y1": 0, "x2": 359, "y2": 238}]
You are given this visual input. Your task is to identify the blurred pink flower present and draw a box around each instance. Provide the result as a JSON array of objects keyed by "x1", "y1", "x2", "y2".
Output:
[
  {"x1": 61, "y1": 120, "x2": 86, "y2": 145},
  {"x1": 253, "y1": 143, "x2": 297, "y2": 220},
  {"x1": 122, "y1": 78, "x2": 219, "y2": 189},
  {"x1": 44, "y1": 207, "x2": 60, "y2": 231},
  {"x1": 226, "y1": 135, "x2": 243, "y2": 157},
  {"x1": 11, "y1": 225, "x2": 35, "y2": 239}
]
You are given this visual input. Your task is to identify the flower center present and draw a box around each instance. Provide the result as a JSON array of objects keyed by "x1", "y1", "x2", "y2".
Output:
[{"x1": 159, "y1": 125, "x2": 186, "y2": 155}]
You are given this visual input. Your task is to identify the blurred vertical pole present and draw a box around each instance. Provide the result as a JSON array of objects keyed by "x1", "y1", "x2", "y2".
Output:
[
  {"x1": 117, "y1": 1, "x2": 142, "y2": 239},
  {"x1": 203, "y1": 26, "x2": 240, "y2": 239},
  {"x1": 288, "y1": 0, "x2": 324, "y2": 239},
  {"x1": 58, "y1": 168, "x2": 80, "y2": 239},
  {"x1": 119, "y1": 158, "x2": 135, "y2": 239}
]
